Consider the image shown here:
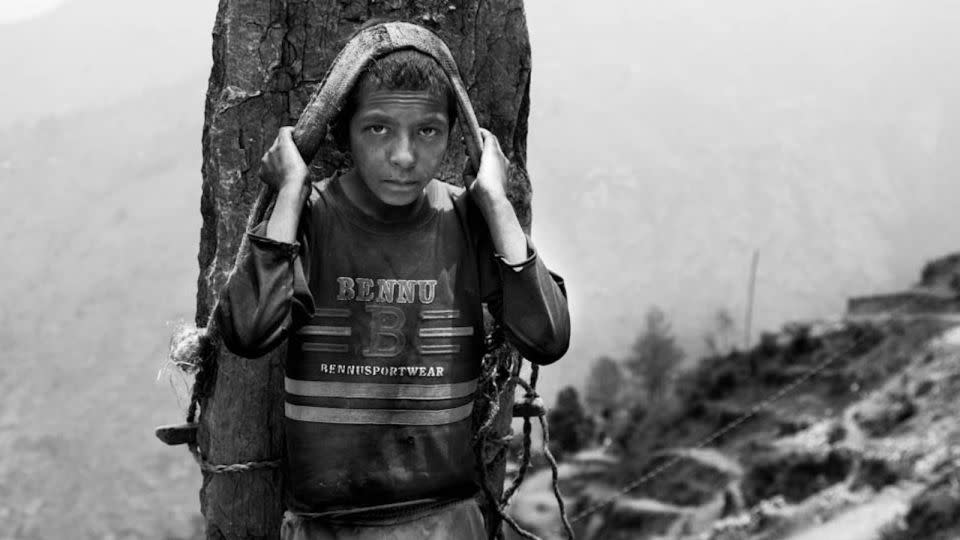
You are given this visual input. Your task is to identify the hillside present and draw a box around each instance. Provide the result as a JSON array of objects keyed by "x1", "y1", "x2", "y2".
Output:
[
  {"x1": 0, "y1": 76, "x2": 207, "y2": 538},
  {"x1": 507, "y1": 290, "x2": 960, "y2": 539},
  {"x1": 524, "y1": 0, "x2": 960, "y2": 399}
]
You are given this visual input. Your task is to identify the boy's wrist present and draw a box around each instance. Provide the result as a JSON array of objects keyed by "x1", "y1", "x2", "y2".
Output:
[
  {"x1": 277, "y1": 181, "x2": 310, "y2": 202},
  {"x1": 471, "y1": 184, "x2": 511, "y2": 217}
]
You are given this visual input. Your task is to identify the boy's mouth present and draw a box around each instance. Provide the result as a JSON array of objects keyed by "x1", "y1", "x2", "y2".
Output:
[{"x1": 384, "y1": 179, "x2": 419, "y2": 187}]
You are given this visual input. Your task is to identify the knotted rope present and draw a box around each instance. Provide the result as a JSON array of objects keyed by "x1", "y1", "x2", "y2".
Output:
[{"x1": 472, "y1": 326, "x2": 574, "y2": 540}]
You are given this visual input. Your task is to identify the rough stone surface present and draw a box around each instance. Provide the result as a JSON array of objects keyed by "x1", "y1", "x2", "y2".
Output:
[{"x1": 195, "y1": 2, "x2": 533, "y2": 538}]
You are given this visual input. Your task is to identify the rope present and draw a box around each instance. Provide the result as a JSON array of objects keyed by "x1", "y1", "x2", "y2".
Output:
[
  {"x1": 538, "y1": 406, "x2": 575, "y2": 539},
  {"x1": 471, "y1": 337, "x2": 575, "y2": 540},
  {"x1": 502, "y1": 375, "x2": 546, "y2": 506},
  {"x1": 566, "y1": 304, "x2": 920, "y2": 527},
  {"x1": 188, "y1": 443, "x2": 281, "y2": 474},
  {"x1": 474, "y1": 327, "x2": 532, "y2": 540},
  {"x1": 501, "y1": 389, "x2": 534, "y2": 504}
]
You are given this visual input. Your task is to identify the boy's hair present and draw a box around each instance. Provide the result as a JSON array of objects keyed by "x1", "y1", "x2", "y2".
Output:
[{"x1": 332, "y1": 48, "x2": 459, "y2": 149}]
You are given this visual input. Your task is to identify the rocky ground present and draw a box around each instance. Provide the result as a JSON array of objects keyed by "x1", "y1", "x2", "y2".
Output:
[{"x1": 507, "y1": 315, "x2": 960, "y2": 540}]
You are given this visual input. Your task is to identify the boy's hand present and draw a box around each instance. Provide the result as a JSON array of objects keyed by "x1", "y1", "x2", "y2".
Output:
[
  {"x1": 467, "y1": 128, "x2": 528, "y2": 265},
  {"x1": 466, "y1": 128, "x2": 510, "y2": 206},
  {"x1": 260, "y1": 127, "x2": 309, "y2": 194}
]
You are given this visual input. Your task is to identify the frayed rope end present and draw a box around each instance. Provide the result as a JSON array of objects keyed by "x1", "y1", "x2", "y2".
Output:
[{"x1": 169, "y1": 323, "x2": 212, "y2": 374}]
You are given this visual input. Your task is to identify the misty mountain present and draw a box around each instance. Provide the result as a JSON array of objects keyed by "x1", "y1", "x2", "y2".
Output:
[
  {"x1": 3, "y1": 0, "x2": 960, "y2": 404},
  {"x1": 525, "y1": 0, "x2": 960, "y2": 393},
  {"x1": 0, "y1": 0, "x2": 216, "y2": 129},
  {"x1": 0, "y1": 73, "x2": 206, "y2": 537}
]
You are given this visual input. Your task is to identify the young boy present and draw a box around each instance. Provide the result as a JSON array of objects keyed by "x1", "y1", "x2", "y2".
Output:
[{"x1": 216, "y1": 30, "x2": 570, "y2": 539}]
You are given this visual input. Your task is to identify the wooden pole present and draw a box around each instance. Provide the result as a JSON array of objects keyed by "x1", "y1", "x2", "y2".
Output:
[{"x1": 194, "y1": 2, "x2": 534, "y2": 538}]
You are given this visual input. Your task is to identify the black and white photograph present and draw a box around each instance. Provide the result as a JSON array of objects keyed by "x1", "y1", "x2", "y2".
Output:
[{"x1": 2, "y1": 1, "x2": 959, "y2": 539}]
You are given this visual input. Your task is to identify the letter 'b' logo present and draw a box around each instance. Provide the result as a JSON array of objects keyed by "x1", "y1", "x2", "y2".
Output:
[{"x1": 363, "y1": 305, "x2": 406, "y2": 357}]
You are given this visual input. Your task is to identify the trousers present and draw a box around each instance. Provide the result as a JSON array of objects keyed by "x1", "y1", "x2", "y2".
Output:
[{"x1": 280, "y1": 498, "x2": 487, "y2": 540}]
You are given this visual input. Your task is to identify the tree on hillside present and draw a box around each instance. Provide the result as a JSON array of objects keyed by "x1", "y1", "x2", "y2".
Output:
[
  {"x1": 704, "y1": 307, "x2": 737, "y2": 357},
  {"x1": 547, "y1": 386, "x2": 594, "y2": 460},
  {"x1": 625, "y1": 306, "x2": 685, "y2": 405},
  {"x1": 585, "y1": 355, "x2": 624, "y2": 413}
]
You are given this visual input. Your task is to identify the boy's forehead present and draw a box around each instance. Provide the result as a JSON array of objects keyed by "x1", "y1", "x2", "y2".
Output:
[{"x1": 354, "y1": 89, "x2": 449, "y2": 115}]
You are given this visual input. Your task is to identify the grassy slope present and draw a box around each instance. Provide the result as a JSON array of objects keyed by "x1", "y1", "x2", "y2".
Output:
[{"x1": 556, "y1": 317, "x2": 960, "y2": 539}]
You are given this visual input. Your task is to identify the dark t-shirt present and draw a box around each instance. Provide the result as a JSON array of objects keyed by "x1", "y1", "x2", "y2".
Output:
[{"x1": 217, "y1": 175, "x2": 569, "y2": 515}]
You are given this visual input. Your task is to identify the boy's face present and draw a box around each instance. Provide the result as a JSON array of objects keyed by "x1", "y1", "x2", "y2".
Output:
[{"x1": 348, "y1": 88, "x2": 451, "y2": 206}]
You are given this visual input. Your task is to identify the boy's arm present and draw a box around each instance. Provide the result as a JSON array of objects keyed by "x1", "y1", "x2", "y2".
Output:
[
  {"x1": 263, "y1": 128, "x2": 313, "y2": 243},
  {"x1": 216, "y1": 127, "x2": 315, "y2": 358},
  {"x1": 470, "y1": 129, "x2": 571, "y2": 365}
]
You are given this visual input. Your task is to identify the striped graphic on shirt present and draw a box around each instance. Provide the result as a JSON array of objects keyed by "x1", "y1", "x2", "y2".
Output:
[
  {"x1": 418, "y1": 327, "x2": 474, "y2": 338},
  {"x1": 299, "y1": 326, "x2": 352, "y2": 337},
  {"x1": 420, "y1": 309, "x2": 460, "y2": 320},
  {"x1": 285, "y1": 377, "x2": 478, "y2": 400},
  {"x1": 419, "y1": 343, "x2": 461, "y2": 355},
  {"x1": 299, "y1": 308, "x2": 352, "y2": 355},
  {"x1": 418, "y1": 309, "x2": 474, "y2": 356},
  {"x1": 287, "y1": 305, "x2": 482, "y2": 424},
  {"x1": 303, "y1": 343, "x2": 350, "y2": 353},
  {"x1": 285, "y1": 402, "x2": 473, "y2": 425}
]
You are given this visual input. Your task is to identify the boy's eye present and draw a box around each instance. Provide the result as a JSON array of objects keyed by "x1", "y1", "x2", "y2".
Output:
[
  {"x1": 419, "y1": 127, "x2": 439, "y2": 137},
  {"x1": 366, "y1": 125, "x2": 387, "y2": 135}
]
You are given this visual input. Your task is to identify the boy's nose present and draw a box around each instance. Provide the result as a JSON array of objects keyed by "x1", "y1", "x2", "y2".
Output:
[{"x1": 389, "y1": 136, "x2": 416, "y2": 170}]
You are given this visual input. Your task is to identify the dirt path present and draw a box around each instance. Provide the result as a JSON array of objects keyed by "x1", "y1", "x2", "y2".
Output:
[{"x1": 784, "y1": 484, "x2": 921, "y2": 540}]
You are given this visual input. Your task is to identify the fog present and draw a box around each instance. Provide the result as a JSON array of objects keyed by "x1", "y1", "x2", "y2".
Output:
[
  {"x1": 0, "y1": 2, "x2": 958, "y2": 535},
  {"x1": 3, "y1": 0, "x2": 958, "y2": 408}
]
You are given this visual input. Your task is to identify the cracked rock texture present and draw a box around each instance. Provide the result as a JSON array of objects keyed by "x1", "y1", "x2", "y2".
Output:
[{"x1": 195, "y1": 1, "x2": 533, "y2": 538}]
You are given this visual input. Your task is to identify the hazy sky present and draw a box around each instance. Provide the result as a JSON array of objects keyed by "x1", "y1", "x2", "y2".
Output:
[
  {"x1": 3, "y1": 0, "x2": 959, "y2": 402},
  {"x1": 0, "y1": 0, "x2": 68, "y2": 24}
]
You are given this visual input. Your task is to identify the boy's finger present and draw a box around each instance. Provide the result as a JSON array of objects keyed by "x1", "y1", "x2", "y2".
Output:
[
  {"x1": 479, "y1": 128, "x2": 503, "y2": 156},
  {"x1": 277, "y1": 129, "x2": 293, "y2": 148},
  {"x1": 478, "y1": 128, "x2": 493, "y2": 147},
  {"x1": 480, "y1": 128, "x2": 500, "y2": 147}
]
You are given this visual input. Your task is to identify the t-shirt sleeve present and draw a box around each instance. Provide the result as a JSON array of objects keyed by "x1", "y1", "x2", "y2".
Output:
[
  {"x1": 476, "y1": 210, "x2": 570, "y2": 365},
  {"x1": 215, "y1": 192, "x2": 318, "y2": 358}
]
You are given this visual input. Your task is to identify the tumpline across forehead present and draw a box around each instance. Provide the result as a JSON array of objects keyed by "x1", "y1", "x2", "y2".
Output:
[
  {"x1": 355, "y1": 50, "x2": 450, "y2": 96},
  {"x1": 347, "y1": 49, "x2": 458, "y2": 122}
]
